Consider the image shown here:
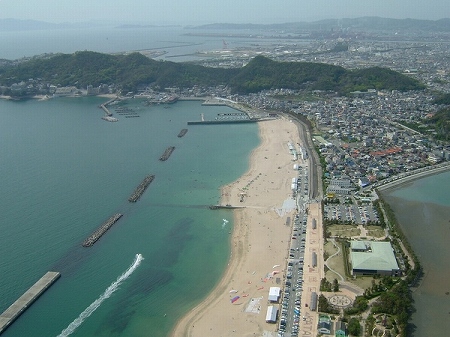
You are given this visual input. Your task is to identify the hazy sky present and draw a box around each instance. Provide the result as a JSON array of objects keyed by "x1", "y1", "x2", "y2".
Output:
[{"x1": 0, "y1": 0, "x2": 448, "y2": 24}]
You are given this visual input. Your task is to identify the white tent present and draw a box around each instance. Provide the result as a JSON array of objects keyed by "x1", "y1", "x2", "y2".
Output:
[
  {"x1": 265, "y1": 305, "x2": 278, "y2": 323},
  {"x1": 268, "y1": 287, "x2": 281, "y2": 302}
]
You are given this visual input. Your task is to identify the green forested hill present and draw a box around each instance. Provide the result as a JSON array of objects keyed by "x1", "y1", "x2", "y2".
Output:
[
  {"x1": 228, "y1": 56, "x2": 347, "y2": 93},
  {"x1": 0, "y1": 52, "x2": 424, "y2": 94},
  {"x1": 426, "y1": 108, "x2": 450, "y2": 141},
  {"x1": 433, "y1": 93, "x2": 450, "y2": 105}
]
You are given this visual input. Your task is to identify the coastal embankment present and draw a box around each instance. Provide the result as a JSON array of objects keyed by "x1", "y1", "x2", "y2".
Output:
[{"x1": 376, "y1": 161, "x2": 450, "y2": 191}]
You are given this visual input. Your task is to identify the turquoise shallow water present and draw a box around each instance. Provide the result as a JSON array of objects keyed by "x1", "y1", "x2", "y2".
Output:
[
  {"x1": 0, "y1": 97, "x2": 259, "y2": 336},
  {"x1": 381, "y1": 171, "x2": 450, "y2": 336}
]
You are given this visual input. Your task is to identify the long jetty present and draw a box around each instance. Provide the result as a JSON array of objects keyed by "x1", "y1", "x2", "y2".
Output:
[
  {"x1": 82, "y1": 213, "x2": 123, "y2": 247},
  {"x1": 0, "y1": 272, "x2": 60, "y2": 334},
  {"x1": 187, "y1": 118, "x2": 259, "y2": 125},
  {"x1": 159, "y1": 146, "x2": 175, "y2": 161},
  {"x1": 128, "y1": 175, "x2": 155, "y2": 202},
  {"x1": 209, "y1": 204, "x2": 245, "y2": 210},
  {"x1": 100, "y1": 103, "x2": 112, "y2": 116},
  {"x1": 99, "y1": 97, "x2": 119, "y2": 118}
]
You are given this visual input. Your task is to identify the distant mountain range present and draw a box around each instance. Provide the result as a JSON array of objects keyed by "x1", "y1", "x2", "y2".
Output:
[
  {"x1": 0, "y1": 19, "x2": 183, "y2": 31},
  {"x1": 0, "y1": 18, "x2": 63, "y2": 31},
  {"x1": 1, "y1": 17, "x2": 449, "y2": 32},
  {"x1": 189, "y1": 17, "x2": 450, "y2": 33},
  {"x1": 0, "y1": 18, "x2": 104, "y2": 31}
]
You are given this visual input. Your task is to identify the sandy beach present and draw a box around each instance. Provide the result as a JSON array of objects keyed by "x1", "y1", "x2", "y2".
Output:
[{"x1": 171, "y1": 117, "x2": 304, "y2": 337}]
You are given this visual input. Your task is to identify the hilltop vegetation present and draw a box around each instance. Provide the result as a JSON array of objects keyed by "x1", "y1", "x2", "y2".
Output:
[
  {"x1": 423, "y1": 94, "x2": 450, "y2": 141},
  {"x1": 426, "y1": 108, "x2": 450, "y2": 141},
  {"x1": 0, "y1": 51, "x2": 424, "y2": 95},
  {"x1": 433, "y1": 92, "x2": 450, "y2": 105}
]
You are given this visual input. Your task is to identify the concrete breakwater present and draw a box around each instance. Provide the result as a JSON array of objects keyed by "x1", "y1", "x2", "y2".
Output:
[
  {"x1": 99, "y1": 97, "x2": 118, "y2": 116},
  {"x1": 99, "y1": 97, "x2": 120, "y2": 121},
  {"x1": 159, "y1": 146, "x2": 175, "y2": 161},
  {"x1": 128, "y1": 175, "x2": 155, "y2": 202},
  {"x1": 187, "y1": 119, "x2": 258, "y2": 125},
  {"x1": 82, "y1": 213, "x2": 123, "y2": 247},
  {"x1": 209, "y1": 204, "x2": 245, "y2": 210},
  {"x1": 0, "y1": 272, "x2": 61, "y2": 334}
]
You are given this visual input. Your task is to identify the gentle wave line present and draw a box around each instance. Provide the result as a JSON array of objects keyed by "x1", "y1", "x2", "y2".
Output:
[{"x1": 56, "y1": 253, "x2": 144, "y2": 337}]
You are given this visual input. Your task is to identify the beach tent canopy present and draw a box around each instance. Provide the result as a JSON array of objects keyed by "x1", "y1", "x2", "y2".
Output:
[
  {"x1": 268, "y1": 287, "x2": 281, "y2": 302},
  {"x1": 265, "y1": 305, "x2": 278, "y2": 323}
]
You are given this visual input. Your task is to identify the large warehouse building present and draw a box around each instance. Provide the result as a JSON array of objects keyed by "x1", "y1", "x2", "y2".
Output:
[{"x1": 350, "y1": 241, "x2": 400, "y2": 276}]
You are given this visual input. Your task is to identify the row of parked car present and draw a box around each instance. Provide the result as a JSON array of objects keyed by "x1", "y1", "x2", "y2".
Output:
[{"x1": 279, "y1": 212, "x2": 309, "y2": 336}]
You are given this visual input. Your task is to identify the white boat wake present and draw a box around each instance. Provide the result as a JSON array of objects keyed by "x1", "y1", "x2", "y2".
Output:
[{"x1": 56, "y1": 253, "x2": 144, "y2": 337}]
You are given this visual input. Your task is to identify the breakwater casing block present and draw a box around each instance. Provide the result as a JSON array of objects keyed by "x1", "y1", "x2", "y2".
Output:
[
  {"x1": 128, "y1": 175, "x2": 155, "y2": 202},
  {"x1": 82, "y1": 213, "x2": 123, "y2": 247},
  {"x1": 159, "y1": 146, "x2": 175, "y2": 161},
  {"x1": 177, "y1": 129, "x2": 188, "y2": 137}
]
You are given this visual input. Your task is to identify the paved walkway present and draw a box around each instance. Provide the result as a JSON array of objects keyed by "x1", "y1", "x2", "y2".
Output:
[{"x1": 324, "y1": 238, "x2": 345, "y2": 282}]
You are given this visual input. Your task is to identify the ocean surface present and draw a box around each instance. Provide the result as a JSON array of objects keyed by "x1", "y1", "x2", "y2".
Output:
[
  {"x1": 0, "y1": 97, "x2": 259, "y2": 337},
  {"x1": 381, "y1": 171, "x2": 450, "y2": 336},
  {"x1": 0, "y1": 25, "x2": 304, "y2": 61}
]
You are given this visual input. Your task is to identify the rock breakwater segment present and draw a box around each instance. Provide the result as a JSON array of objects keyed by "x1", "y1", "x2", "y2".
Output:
[
  {"x1": 159, "y1": 146, "x2": 175, "y2": 161},
  {"x1": 82, "y1": 213, "x2": 123, "y2": 247},
  {"x1": 177, "y1": 129, "x2": 188, "y2": 137},
  {"x1": 128, "y1": 175, "x2": 155, "y2": 202}
]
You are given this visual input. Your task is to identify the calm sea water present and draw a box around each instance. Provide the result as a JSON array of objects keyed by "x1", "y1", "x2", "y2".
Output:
[
  {"x1": 0, "y1": 26, "x2": 303, "y2": 61},
  {"x1": 0, "y1": 97, "x2": 259, "y2": 337},
  {"x1": 381, "y1": 171, "x2": 450, "y2": 336}
]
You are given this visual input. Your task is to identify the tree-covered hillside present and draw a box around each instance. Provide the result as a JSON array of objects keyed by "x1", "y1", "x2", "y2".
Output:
[
  {"x1": 433, "y1": 93, "x2": 450, "y2": 105},
  {"x1": 0, "y1": 52, "x2": 424, "y2": 95},
  {"x1": 0, "y1": 51, "x2": 235, "y2": 93},
  {"x1": 426, "y1": 108, "x2": 450, "y2": 141}
]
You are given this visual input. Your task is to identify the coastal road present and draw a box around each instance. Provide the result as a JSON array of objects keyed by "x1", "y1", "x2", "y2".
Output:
[{"x1": 285, "y1": 113, "x2": 322, "y2": 200}]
